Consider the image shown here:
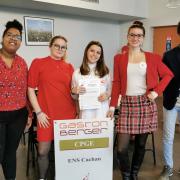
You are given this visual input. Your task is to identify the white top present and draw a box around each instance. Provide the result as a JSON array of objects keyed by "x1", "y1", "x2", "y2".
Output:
[
  {"x1": 126, "y1": 62, "x2": 147, "y2": 96},
  {"x1": 72, "y1": 64, "x2": 111, "y2": 120}
]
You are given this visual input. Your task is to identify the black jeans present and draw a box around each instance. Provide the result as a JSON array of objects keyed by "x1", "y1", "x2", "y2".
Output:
[{"x1": 0, "y1": 107, "x2": 28, "y2": 179}]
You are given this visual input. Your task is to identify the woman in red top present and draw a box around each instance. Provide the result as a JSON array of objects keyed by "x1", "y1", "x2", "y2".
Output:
[
  {"x1": 0, "y1": 19, "x2": 31, "y2": 180},
  {"x1": 107, "y1": 21, "x2": 173, "y2": 180},
  {"x1": 28, "y1": 35, "x2": 76, "y2": 180}
]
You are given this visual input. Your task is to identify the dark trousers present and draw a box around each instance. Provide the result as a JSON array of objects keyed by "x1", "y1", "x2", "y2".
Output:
[
  {"x1": 117, "y1": 133, "x2": 148, "y2": 180},
  {"x1": 0, "y1": 107, "x2": 28, "y2": 179}
]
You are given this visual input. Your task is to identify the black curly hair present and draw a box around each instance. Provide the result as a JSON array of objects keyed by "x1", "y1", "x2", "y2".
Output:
[{"x1": 2, "y1": 19, "x2": 23, "y2": 38}]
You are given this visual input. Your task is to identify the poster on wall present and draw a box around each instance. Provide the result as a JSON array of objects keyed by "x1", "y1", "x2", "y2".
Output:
[
  {"x1": 54, "y1": 118, "x2": 114, "y2": 180},
  {"x1": 24, "y1": 16, "x2": 54, "y2": 46}
]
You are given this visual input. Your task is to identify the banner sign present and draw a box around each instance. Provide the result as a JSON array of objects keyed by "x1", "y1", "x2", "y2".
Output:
[{"x1": 54, "y1": 118, "x2": 114, "y2": 180}]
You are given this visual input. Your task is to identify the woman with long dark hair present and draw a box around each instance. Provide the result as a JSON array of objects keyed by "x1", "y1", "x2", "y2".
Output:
[{"x1": 71, "y1": 40, "x2": 111, "y2": 119}]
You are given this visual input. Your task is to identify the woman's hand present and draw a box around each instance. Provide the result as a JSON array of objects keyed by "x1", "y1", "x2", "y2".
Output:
[
  {"x1": 98, "y1": 92, "x2": 109, "y2": 102},
  {"x1": 106, "y1": 110, "x2": 114, "y2": 119},
  {"x1": 107, "y1": 106, "x2": 115, "y2": 119},
  {"x1": 37, "y1": 112, "x2": 50, "y2": 128},
  {"x1": 147, "y1": 91, "x2": 158, "y2": 102},
  {"x1": 71, "y1": 85, "x2": 86, "y2": 95}
]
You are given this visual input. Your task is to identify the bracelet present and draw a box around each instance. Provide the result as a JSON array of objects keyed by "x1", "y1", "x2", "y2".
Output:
[
  {"x1": 71, "y1": 91, "x2": 76, "y2": 95},
  {"x1": 36, "y1": 111, "x2": 43, "y2": 116},
  {"x1": 71, "y1": 87, "x2": 76, "y2": 95}
]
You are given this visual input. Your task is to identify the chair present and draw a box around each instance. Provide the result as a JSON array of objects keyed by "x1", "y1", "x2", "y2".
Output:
[
  {"x1": 21, "y1": 131, "x2": 26, "y2": 146},
  {"x1": 26, "y1": 112, "x2": 38, "y2": 176},
  {"x1": 113, "y1": 107, "x2": 119, "y2": 149},
  {"x1": 47, "y1": 142, "x2": 55, "y2": 180},
  {"x1": 113, "y1": 132, "x2": 156, "y2": 165},
  {"x1": 145, "y1": 132, "x2": 156, "y2": 165}
]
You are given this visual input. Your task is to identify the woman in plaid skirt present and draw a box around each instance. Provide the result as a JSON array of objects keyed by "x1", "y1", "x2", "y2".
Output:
[{"x1": 107, "y1": 21, "x2": 173, "y2": 180}]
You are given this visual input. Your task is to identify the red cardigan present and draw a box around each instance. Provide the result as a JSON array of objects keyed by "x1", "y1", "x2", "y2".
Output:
[{"x1": 110, "y1": 52, "x2": 174, "y2": 107}]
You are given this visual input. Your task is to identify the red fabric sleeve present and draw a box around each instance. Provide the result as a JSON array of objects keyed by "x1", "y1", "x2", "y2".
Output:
[
  {"x1": 153, "y1": 54, "x2": 174, "y2": 95},
  {"x1": 69, "y1": 63, "x2": 74, "y2": 76},
  {"x1": 110, "y1": 55, "x2": 121, "y2": 107},
  {"x1": 28, "y1": 59, "x2": 40, "y2": 88}
]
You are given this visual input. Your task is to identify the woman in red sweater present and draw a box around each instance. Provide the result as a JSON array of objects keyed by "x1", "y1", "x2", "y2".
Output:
[
  {"x1": 28, "y1": 35, "x2": 76, "y2": 180},
  {"x1": 107, "y1": 21, "x2": 173, "y2": 180}
]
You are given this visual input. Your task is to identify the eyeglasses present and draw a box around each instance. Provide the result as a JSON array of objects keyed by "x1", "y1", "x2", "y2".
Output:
[
  {"x1": 53, "y1": 44, "x2": 67, "y2": 51},
  {"x1": 128, "y1": 33, "x2": 144, "y2": 39},
  {"x1": 6, "y1": 32, "x2": 22, "y2": 41}
]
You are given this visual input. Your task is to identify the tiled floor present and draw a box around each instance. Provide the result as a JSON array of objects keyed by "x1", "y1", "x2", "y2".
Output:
[
  {"x1": 1, "y1": 97, "x2": 180, "y2": 180},
  {"x1": 113, "y1": 124, "x2": 180, "y2": 180}
]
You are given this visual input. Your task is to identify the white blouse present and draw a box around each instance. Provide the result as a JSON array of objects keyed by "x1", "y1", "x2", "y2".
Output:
[
  {"x1": 71, "y1": 65, "x2": 111, "y2": 120},
  {"x1": 126, "y1": 62, "x2": 147, "y2": 96}
]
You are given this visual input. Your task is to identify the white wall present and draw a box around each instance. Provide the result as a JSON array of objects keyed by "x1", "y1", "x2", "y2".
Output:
[
  {"x1": 146, "y1": 0, "x2": 180, "y2": 51},
  {"x1": 118, "y1": 0, "x2": 180, "y2": 52},
  {"x1": 0, "y1": 7, "x2": 121, "y2": 70},
  {"x1": 1, "y1": 0, "x2": 177, "y2": 71},
  {"x1": 34, "y1": 0, "x2": 148, "y2": 18},
  {"x1": 148, "y1": 0, "x2": 180, "y2": 26},
  {"x1": 118, "y1": 20, "x2": 153, "y2": 52}
]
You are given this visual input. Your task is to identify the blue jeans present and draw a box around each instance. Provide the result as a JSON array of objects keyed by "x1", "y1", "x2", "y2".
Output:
[{"x1": 163, "y1": 106, "x2": 180, "y2": 168}]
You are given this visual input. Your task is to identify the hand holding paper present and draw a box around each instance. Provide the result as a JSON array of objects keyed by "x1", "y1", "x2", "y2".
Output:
[{"x1": 79, "y1": 78, "x2": 101, "y2": 110}]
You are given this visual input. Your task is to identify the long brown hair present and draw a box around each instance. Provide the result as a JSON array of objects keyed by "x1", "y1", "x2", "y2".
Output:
[{"x1": 80, "y1": 41, "x2": 109, "y2": 78}]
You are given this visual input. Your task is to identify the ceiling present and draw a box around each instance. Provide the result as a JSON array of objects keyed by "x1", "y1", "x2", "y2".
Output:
[{"x1": 0, "y1": 0, "x2": 140, "y2": 22}]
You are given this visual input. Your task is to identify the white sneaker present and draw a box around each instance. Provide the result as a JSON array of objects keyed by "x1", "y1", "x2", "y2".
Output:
[{"x1": 158, "y1": 165, "x2": 173, "y2": 180}]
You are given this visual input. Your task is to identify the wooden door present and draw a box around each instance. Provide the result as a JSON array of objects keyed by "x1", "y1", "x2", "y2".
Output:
[{"x1": 153, "y1": 26, "x2": 180, "y2": 57}]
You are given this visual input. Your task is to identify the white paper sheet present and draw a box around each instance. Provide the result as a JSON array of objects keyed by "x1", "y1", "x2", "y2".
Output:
[{"x1": 79, "y1": 78, "x2": 101, "y2": 110}]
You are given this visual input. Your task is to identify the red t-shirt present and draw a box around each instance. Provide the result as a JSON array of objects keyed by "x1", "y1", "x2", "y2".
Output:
[
  {"x1": 28, "y1": 56, "x2": 76, "y2": 141},
  {"x1": 0, "y1": 55, "x2": 28, "y2": 111}
]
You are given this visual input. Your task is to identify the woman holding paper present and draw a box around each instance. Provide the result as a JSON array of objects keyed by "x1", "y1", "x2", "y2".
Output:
[
  {"x1": 28, "y1": 35, "x2": 76, "y2": 180},
  {"x1": 107, "y1": 21, "x2": 173, "y2": 180},
  {"x1": 71, "y1": 41, "x2": 111, "y2": 119}
]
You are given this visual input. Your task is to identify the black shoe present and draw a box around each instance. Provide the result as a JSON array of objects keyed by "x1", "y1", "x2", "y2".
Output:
[
  {"x1": 117, "y1": 151, "x2": 131, "y2": 180},
  {"x1": 130, "y1": 174, "x2": 138, "y2": 180},
  {"x1": 122, "y1": 172, "x2": 131, "y2": 180}
]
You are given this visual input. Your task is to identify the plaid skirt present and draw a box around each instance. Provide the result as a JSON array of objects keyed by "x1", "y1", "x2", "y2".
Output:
[{"x1": 116, "y1": 95, "x2": 158, "y2": 134}]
